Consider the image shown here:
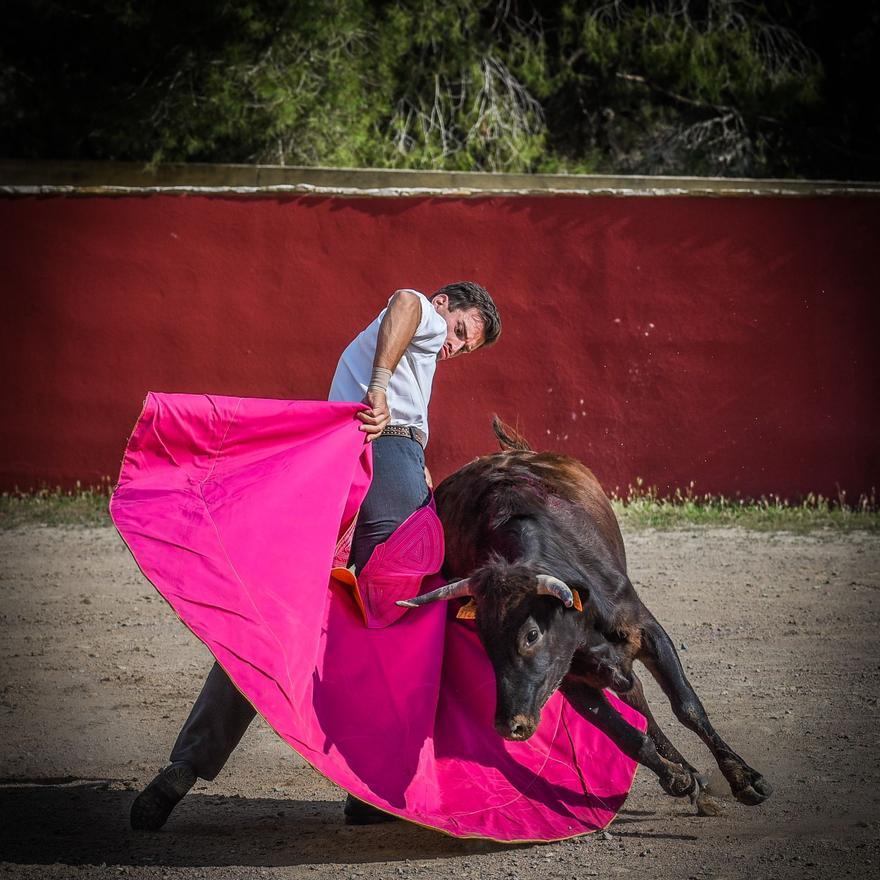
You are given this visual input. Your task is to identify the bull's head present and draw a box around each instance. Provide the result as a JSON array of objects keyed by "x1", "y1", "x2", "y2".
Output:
[{"x1": 398, "y1": 562, "x2": 586, "y2": 741}]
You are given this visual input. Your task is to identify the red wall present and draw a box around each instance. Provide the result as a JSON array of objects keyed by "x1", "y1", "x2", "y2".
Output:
[{"x1": 1, "y1": 194, "x2": 878, "y2": 499}]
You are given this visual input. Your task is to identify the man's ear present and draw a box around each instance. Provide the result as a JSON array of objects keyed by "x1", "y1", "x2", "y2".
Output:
[{"x1": 432, "y1": 293, "x2": 448, "y2": 310}]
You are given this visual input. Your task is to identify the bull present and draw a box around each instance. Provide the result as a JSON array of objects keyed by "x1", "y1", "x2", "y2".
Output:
[{"x1": 400, "y1": 419, "x2": 771, "y2": 814}]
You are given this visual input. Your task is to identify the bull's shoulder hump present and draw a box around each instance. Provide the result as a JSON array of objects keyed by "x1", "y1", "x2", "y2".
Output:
[
  {"x1": 436, "y1": 449, "x2": 606, "y2": 501},
  {"x1": 519, "y1": 453, "x2": 605, "y2": 494}
]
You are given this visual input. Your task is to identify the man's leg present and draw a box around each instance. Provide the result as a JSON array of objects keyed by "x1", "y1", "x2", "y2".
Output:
[
  {"x1": 133, "y1": 435, "x2": 428, "y2": 830},
  {"x1": 344, "y1": 434, "x2": 429, "y2": 824},
  {"x1": 169, "y1": 662, "x2": 257, "y2": 778},
  {"x1": 349, "y1": 435, "x2": 430, "y2": 574},
  {"x1": 131, "y1": 663, "x2": 256, "y2": 830}
]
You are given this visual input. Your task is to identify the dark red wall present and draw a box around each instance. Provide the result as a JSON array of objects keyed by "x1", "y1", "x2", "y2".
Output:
[{"x1": 1, "y1": 193, "x2": 878, "y2": 499}]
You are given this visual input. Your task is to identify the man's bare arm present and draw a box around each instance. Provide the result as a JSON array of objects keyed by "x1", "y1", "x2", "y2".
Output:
[{"x1": 357, "y1": 290, "x2": 422, "y2": 441}]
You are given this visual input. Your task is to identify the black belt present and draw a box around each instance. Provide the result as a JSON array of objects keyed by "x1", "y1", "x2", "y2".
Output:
[{"x1": 380, "y1": 425, "x2": 417, "y2": 440}]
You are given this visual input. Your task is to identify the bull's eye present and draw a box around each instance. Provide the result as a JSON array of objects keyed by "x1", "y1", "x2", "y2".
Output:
[{"x1": 526, "y1": 628, "x2": 540, "y2": 646}]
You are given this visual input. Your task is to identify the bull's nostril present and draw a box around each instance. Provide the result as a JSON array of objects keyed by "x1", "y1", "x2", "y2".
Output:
[{"x1": 496, "y1": 715, "x2": 535, "y2": 740}]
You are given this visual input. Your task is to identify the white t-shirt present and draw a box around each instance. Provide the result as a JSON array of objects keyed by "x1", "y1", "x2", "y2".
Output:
[{"x1": 328, "y1": 290, "x2": 447, "y2": 447}]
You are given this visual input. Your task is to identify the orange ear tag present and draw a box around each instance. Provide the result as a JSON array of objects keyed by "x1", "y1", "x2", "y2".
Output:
[{"x1": 456, "y1": 599, "x2": 477, "y2": 620}]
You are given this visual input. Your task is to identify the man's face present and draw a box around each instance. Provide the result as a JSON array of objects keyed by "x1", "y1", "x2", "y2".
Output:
[{"x1": 433, "y1": 296, "x2": 486, "y2": 361}]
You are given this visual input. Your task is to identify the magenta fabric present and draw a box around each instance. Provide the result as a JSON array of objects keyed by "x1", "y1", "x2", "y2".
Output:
[
  {"x1": 110, "y1": 393, "x2": 645, "y2": 842},
  {"x1": 357, "y1": 500, "x2": 445, "y2": 629}
]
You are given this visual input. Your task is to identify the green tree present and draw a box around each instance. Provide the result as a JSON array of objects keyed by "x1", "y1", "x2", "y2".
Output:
[{"x1": 1, "y1": 1, "x2": 876, "y2": 178}]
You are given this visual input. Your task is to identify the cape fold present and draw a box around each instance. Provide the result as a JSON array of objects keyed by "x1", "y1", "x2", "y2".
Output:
[{"x1": 110, "y1": 392, "x2": 645, "y2": 842}]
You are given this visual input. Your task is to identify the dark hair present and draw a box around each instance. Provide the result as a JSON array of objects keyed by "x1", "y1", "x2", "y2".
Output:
[{"x1": 431, "y1": 281, "x2": 501, "y2": 347}]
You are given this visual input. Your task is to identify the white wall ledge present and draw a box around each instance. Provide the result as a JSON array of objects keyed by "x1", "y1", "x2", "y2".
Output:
[{"x1": 2, "y1": 160, "x2": 878, "y2": 197}]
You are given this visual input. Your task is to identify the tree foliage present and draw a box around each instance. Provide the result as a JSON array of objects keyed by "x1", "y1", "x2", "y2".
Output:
[{"x1": 2, "y1": 0, "x2": 877, "y2": 178}]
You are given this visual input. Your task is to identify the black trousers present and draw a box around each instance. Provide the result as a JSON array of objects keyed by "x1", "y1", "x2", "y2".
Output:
[{"x1": 169, "y1": 435, "x2": 429, "y2": 779}]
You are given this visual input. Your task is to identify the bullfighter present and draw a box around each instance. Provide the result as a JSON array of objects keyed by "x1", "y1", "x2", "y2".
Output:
[{"x1": 129, "y1": 281, "x2": 502, "y2": 830}]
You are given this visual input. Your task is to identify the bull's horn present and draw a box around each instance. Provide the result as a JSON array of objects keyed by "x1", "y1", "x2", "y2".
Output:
[
  {"x1": 396, "y1": 578, "x2": 473, "y2": 608},
  {"x1": 535, "y1": 575, "x2": 574, "y2": 607}
]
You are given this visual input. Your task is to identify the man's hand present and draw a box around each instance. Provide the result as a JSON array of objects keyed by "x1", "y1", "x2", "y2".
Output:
[
  {"x1": 357, "y1": 389, "x2": 390, "y2": 442},
  {"x1": 424, "y1": 465, "x2": 433, "y2": 491}
]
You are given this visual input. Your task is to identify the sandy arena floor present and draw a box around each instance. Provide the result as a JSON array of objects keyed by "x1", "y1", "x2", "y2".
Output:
[{"x1": 1, "y1": 525, "x2": 878, "y2": 879}]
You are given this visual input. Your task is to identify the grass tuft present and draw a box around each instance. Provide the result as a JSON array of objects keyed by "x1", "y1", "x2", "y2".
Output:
[
  {"x1": 612, "y1": 479, "x2": 879, "y2": 532},
  {"x1": 1, "y1": 480, "x2": 878, "y2": 532},
  {"x1": 0, "y1": 480, "x2": 114, "y2": 528}
]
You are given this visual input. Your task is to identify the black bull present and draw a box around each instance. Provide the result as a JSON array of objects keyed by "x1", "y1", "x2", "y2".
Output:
[{"x1": 400, "y1": 420, "x2": 771, "y2": 814}]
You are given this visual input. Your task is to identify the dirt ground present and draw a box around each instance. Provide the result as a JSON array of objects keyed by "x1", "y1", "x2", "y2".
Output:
[{"x1": 1, "y1": 525, "x2": 878, "y2": 879}]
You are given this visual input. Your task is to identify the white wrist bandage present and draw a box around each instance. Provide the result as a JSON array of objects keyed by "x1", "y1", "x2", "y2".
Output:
[{"x1": 368, "y1": 367, "x2": 392, "y2": 393}]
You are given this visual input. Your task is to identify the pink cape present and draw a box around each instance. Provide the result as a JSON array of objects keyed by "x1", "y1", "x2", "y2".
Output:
[{"x1": 110, "y1": 393, "x2": 645, "y2": 842}]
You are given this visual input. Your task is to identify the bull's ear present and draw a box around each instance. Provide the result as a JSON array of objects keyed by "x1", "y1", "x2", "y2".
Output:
[
  {"x1": 397, "y1": 578, "x2": 473, "y2": 608},
  {"x1": 534, "y1": 575, "x2": 574, "y2": 607}
]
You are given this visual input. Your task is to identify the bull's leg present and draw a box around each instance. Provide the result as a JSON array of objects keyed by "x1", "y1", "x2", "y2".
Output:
[
  {"x1": 638, "y1": 616, "x2": 772, "y2": 806},
  {"x1": 617, "y1": 673, "x2": 721, "y2": 816},
  {"x1": 560, "y1": 680, "x2": 697, "y2": 799}
]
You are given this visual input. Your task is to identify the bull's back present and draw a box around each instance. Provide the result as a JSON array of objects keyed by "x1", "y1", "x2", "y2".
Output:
[{"x1": 435, "y1": 450, "x2": 627, "y2": 577}]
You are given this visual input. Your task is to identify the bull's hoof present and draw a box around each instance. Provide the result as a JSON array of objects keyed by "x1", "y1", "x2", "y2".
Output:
[
  {"x1": 731, "y1": 769, "x2": 773, "y2": 806},
  {"x1": 659, "y1": 763, "x2": 696, "y2": 799}
]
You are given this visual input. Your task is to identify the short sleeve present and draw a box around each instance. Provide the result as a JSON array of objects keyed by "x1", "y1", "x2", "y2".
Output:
[{"x1": 389, "y1": 289, "x2": 447, "y2": 357}]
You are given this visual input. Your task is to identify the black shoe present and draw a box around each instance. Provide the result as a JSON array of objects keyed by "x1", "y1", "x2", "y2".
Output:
[
  {"x1": 343, "y1": 794, "x2": 398, "y2": 825},
  {"x1": 130, "y1": 762, "x2": 196, "y2": 830}
]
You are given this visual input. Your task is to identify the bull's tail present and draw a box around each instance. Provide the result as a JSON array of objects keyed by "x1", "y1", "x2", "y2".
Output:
[{"x1": 492, "y1": 416, "x2": 533, "y2": 452}]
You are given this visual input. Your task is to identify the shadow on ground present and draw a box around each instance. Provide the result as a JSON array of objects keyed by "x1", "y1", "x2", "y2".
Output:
[{"x1": 0, "y1": 780, "x2": 522, "y2": 867}]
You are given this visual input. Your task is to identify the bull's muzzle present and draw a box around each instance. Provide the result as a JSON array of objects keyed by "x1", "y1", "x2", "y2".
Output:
[{"x1": 495, "y1": 713, "x2": 538, "y2": 741}]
